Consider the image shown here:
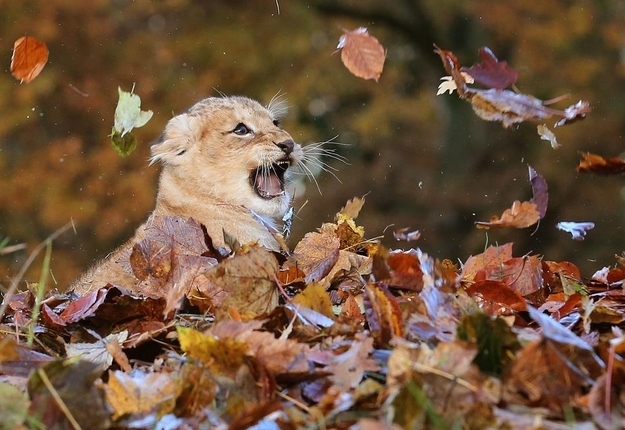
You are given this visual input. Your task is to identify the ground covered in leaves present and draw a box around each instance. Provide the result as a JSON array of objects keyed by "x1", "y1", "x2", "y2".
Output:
[{"x1": 1, "y1": 197, "x2": 625, "y2": 429}]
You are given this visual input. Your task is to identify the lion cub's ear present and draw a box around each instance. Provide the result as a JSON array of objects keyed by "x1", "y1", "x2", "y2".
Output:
[{"x1": 150, "y1": 113, "x2": 198, "y2": 166}]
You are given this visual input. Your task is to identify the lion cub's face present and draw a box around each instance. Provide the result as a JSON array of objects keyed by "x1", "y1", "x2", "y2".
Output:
[{"x1": 150, "y1": 96, "x2": 302, "y2": 220}]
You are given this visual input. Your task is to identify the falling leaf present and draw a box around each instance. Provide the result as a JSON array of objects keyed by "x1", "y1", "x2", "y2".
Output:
[
  {"x1": 337, "y1": 27, "x2": 385, "y2": 81},
  {"x1": 460, "y1": 46, "x2": 519, "y2": 90},
  {"x1": 475, "y1": 200, "x2": 540, "y2": 229},
  {"x1": 556, "y1": 221, "x2": 595, "y2": 240},
  {"x1": 436, "y1": 73, "x2": 474, "y2": 95},
  {"x1": 10, "y1": 36, "x2": 49, "y2": 83},
  {"x1": 537, "y1": 124, "x2": 561, "y2": 149},
  {"x1": 554, "y1": 100, "x2": 591, "y2": 127},
  {"x1": 111, "y1": 86, "x2": 153, "y2": 157},
  {"x1": 393, "y1": 227, "x2": 422, "y2": 242},
  {"x1": 528, "y1": 165, "x2": 548, "y2": 219},
  {"x1": 576, "y1": 152, "x2": 625, "y2": 174},
  {"x1": 434, "y1": 44, "x2": 591, "y2": 128}
]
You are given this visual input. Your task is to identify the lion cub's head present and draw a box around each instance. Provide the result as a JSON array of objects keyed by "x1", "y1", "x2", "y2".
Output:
[{"x1": 150, "y1": 96, "x2": 302, "y2": 226}]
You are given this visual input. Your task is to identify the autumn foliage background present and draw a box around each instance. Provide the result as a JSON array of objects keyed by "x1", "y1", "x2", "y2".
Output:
[{"x1": 1, "y1": 0, "x2": 625, "y2": 288}]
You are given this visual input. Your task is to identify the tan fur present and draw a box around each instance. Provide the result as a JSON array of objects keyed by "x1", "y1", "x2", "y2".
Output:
[{"x1": 71, "y1": 96, "x2": 302, "y2": 295}]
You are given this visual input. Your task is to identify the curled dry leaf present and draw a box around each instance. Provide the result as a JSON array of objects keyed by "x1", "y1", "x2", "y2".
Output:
[
  {"x1": 556, "y1": 221, "x2": 595, "y2": 241},
  {"x1": 337, "y1": 27, "x2": 385, "y2": 82},
  {"x1": 460, "y1": 46, "x2": 519, "y2": 90},
  {"x1": 475, "y1": 200, "x2": 540, "y2": 230},
  {"x1": 537, "y1": 124, "x2": 561, "y2": 149},
  {"x1": 528, "y1": 165, "x2": 548, "y2": 219},
  {"x1": 10, "y1": 36, "x2": 49, "y2": 83},
  {"x1": 576, "y1": 152, "x2": 625, "y2": 174}
]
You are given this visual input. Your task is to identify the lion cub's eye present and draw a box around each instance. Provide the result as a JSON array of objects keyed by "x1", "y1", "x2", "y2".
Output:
[{"x1": 232, "y1": 123, "x2": 251, "y2": 136}]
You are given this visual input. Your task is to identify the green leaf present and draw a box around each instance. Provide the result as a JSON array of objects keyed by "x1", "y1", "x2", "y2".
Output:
[
  {"x1": 110, "y1": 86, "x2": 152, "y2": 156},
  {"x1": 111, "y1": 128, "x2": 138, "y2": 157}
]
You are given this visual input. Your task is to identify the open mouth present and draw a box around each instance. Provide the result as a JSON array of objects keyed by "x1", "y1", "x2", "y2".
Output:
[{"x1": 250, "y1": 159, "x2": 290, "y2": 199}]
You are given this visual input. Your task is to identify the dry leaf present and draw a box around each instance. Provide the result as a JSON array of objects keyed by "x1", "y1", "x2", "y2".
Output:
[
  {"x1": 528, "y1": 165, "x2": 548, "y2": 219},
  {"x1": 462, "y1": 243, "x2": 514, "y2": 281},
  {"x1": 337, "y1": 28, "x2": 385, "y2": 81},
  {"x1": 537, "y1": 124, "x2": 561, "y2": 149},
  {"x1": 392, "y1": 227, "x2": 421, "y2": 242},
  {"x1": 556, "y1": 221, "x2": 595, "y2": 240},
  {"x1": 104, "y1": 370, "x2": 178, "y2": 420},
  {"x1": 434, "y1": 44, "x2": 590, "y2": 128},
  {"x1": 475, "y1": 200, "x2": 540, "y2": 229},
  {"x1": 460, "y1": 46, "x2": 519, "y2": 89},
  {"x1": 10, "y1": 36, "x2": 49, "y2": 83},
  {"x1": 576, "y1": 152, "x2": 625, "y2": 174}
]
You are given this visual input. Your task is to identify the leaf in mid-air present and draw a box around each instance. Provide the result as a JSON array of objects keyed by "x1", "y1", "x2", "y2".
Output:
[
  {"x1": 111, "y1": 87, "x2": 153, "y2": 157},
  {"x1": 337, "y1": 27, "x2": 385, "y2": 82},
  {"x1": 10, "y1": 36, "x2": 49, "y2": 83}
]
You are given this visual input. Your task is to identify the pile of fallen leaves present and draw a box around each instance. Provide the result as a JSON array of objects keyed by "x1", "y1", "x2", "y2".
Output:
[{"x1": 2, "y1": 197, "x2": 625, "y2": 429}]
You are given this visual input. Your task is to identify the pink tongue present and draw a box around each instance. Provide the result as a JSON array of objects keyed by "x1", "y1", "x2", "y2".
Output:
[{"x1": 258, "y1": 173, "x2": 282, "y2": 196}]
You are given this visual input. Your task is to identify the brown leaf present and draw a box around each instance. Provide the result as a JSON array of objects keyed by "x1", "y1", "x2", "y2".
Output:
[
  {"x1": 10, "y1": 36, "x2": 49, "y2": 83},
  {"x1": 576, "y1": 151, "x2": 625, "y2": 174},
  {"x1": 460, "y1": 46, "x2": 519, "y2": 89},
  {"x1": 387, "y1": 250, "x2": 424, "y2": 291},
  {"x1": 475, "y1": 200, "x2": 540, "y2": 230},
  {"x1": 537, "y1": 124, "x2": 561, "y2": 149},
  {"x1": 197, "y1": 245, "x2": 280, "y2": 318},
  {"x1": 338, "y1": 196, "x2": 366, "y2": 220},
  {"x1": 337, "y1": 28, "x2": 385, "y2": 81},
  {"x1": 528, "y1": 165, "x2": 548, "y2": 219},
  {"x1": 465, "y1": 280, "x2": 528, "y2": 314},
  {"x1": 103, "y1": 370, "x2": 178, "y2": 420},
  {"x1": 292, "y1": 230, "x2": 340, "y2": 284},
  {"x1": 364, "y1": 284, "x2": 403, "y2": 347},
  {"x1": 462, "y1": 243, "x2": 514, "y2": 281}
]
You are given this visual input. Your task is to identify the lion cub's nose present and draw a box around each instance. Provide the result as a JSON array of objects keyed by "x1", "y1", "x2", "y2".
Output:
[{"x1": 275, "y1": 139, "x2": 295, "y2": 155}]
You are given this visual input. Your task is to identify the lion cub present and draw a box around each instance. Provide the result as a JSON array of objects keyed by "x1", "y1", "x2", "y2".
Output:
[{"x1": 72, "y1": 96, "x2": 303, "y2": 294}]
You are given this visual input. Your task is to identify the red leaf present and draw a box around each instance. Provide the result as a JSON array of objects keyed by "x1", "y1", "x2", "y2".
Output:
[
  {"x1": 10, "y1": 36, "x2": 49, "y2": 83},
  {"x1": 460, "y1": 46, "x2": 519, "y2": 89}
]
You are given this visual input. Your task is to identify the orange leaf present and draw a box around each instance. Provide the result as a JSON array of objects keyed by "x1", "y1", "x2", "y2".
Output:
[
  {"x1": 475, "y1": 200, "x2": 540, "y2": 229},
  {"x1": 576, "y1": 151, "x2": 625, "y2": 174},
  {"x1": 10, "y1": 36, "x2": 49, "y2": 83},
  {"x1": 337, "y1": 28, "x2": 385, "y2": 81}
]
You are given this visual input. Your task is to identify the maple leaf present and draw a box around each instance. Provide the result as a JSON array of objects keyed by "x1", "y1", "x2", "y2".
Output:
[
  {"x1": 436, "y1": 73, "x2": 474, "y2": 95},
  {"x1": 556, "y1": 221, "x2": 595, "y2": 240},
  {"x1": 337, "y1": 27, "x2": 385, "y2": 82},
  {"x1": 475, "y1": 200, "x2": 540, "y2": 229},
  {"x1": 460, "y1": 46, "x2": 520, "y2": 90},
  {"x1": 10, "y1": 36, "x2": 49, "y2": 83},
  {"x1": 576, "y1": 151, "x2": 625, "y2": 174}
]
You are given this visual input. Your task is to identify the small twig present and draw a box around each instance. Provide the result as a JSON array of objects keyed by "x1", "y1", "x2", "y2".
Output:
[
  {"x1": 412, "y1": 362, "x2": 478, "y2": 393},
  {"x1": 37, "y1": 367, "x2": 82, "y2": 430},
  {"x1": 0, "y1": 243, "x2": 27, "y2": 255},
  {"x1": 0, "y1": 221, "x2": 73, "y2": 322}
]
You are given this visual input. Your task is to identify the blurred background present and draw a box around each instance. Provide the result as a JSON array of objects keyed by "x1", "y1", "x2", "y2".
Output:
[{"x1": 1, "y1": 0, "x2": 625, "y2": 290}]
